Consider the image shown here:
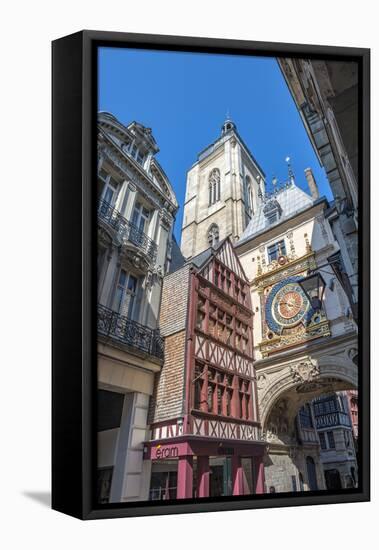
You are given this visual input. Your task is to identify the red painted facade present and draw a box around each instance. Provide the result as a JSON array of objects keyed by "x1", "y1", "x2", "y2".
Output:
[{"x1": 146, "y1": 239, "x2": 266, "y2": 499}]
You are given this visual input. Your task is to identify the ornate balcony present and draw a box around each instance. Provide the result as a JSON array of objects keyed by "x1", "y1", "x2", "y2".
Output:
[
  {"x1": 314, "y1": 411, "x2": 351, "y2": 429},
  {"x1": 98, "y1": 199, "x2": 158, "y2": 264},
  {"x1": 98, "y1": 304, "x2": 164, "y2": 360}
]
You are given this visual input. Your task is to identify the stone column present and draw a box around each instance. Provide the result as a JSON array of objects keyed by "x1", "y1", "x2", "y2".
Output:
[
  {"x1": 197, "y1": 456, "x2": 210, "y2": 498},
  {"x1": 124, "y1": 183, "x2": 138, "y2": 222},
  {"x1": 177, "y1": 456, "x2": 193, "y2": 499},
  {"x1": 109, "y1": 392, "x2": 135, "y2": 503},
  {"x1": 110, "y1": 392, "x2": 150, "y2": 503},
  {"x1": 149, "y1": 208, "x2": 160, "y2": 241}
]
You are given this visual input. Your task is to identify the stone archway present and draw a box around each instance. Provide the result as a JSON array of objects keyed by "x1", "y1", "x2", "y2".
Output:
[
  {"x1": 256, "y1": 346, "x2": 358, "y2": 493},
  {"x1": 258, "y1": 353, "x2": 357, "y2": 436}
]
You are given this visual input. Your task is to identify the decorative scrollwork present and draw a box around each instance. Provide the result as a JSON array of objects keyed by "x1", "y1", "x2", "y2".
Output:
[{"x1": 97, "y1": 304, "x2": 164, "y2": 359}]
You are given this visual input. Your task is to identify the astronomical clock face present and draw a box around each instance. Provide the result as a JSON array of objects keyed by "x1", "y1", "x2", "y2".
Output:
[
  {"x1": 265, "y1": 277, "x2": 313, "y2": 335},
  {"x1": 272, "y1": 283, "x2": 308, "y2": 327}
]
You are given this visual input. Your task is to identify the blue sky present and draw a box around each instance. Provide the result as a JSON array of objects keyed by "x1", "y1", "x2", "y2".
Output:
[{"x1": 99, "y1": 47, "x2": 332, "y2": 241}]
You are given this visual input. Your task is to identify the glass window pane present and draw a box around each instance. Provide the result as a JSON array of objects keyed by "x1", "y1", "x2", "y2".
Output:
[
  {"x1": 128, "y1": 275, "x2": 137, "y2": 293},
  {"x1": 104, "y1": 187, "x2": 114, "y2": 204},
  {"x1": 118, "y1": 269, "x2": 127, "y2": 287}
]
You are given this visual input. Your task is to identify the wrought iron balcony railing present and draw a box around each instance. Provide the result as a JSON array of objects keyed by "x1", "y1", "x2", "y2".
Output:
[
  {"x1": 315, "y1": 411, "x2": 351, "y2": 429},
  {"x1": 98, "y1": 199, "x2": 158, "y2": 264},
  {"x1": 98, "y1": 304, "x2": 164, "y2": 360}
]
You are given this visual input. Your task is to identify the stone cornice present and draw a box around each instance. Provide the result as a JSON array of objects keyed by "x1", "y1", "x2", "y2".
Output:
[
  {"x1": 98, "y1": 126, "x2": 177, "y2": 214},
  {"x1": 254, "y1": 330, "x2": 358, "y2": 370}
]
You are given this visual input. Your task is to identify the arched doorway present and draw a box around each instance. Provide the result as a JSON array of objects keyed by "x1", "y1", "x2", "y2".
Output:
[
  {"x1": 306, "y1": 456, "x2": 318, "y2": 491},
  {"x1": 258, "y1": 353, "x2": 358, "y2": 494}
]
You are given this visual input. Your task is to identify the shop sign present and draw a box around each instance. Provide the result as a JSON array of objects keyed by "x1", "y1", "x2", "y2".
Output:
[{"x1": 155, "y1": 445, "x2": 179, "y2": 459}]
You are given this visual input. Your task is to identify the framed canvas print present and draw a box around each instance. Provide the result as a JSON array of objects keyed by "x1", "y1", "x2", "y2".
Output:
[{"x1": 52, "y1": 30, "x2": 370, "y2": 519}]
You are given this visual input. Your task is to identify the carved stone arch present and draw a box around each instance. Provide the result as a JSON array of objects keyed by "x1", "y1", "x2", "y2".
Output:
[{"x1": 259, "y1": 354, "x2": 358, "y2": 434}]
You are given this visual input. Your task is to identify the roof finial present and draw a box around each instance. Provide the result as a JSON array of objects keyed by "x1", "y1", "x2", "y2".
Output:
[
  {"x1": 285, "y1": 156, "x2": 295, "y2": 185},
  {"x1": 221, "y1": 111, "x2": 236, "y2": 135}
]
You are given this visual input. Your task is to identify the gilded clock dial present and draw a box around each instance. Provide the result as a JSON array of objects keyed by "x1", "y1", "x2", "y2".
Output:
[
  {"x1": 271, "y1": 282, "x2": 309, "y2": 328},
  {"x1": 278, "y1": 290, "x2": 302, "y2": 319}
]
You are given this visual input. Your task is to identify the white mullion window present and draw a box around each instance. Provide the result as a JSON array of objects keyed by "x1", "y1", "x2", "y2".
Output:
[
  {"x1": 131, "y1": 201, "x2": 150, "y2": 233},
  {"x1": 114, "y1": 269, "x2": 138, "y2": 319},
  {"x1": 102, "y1": 176, "x2": 118, "y2": 206}
]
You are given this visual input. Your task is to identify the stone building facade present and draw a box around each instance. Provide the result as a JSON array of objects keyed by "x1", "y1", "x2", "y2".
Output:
[
  {"x1": 179, "y1": 118, "x2": 358, "y2": 494},
  {"x1": 312, "y1": 392, "x2": 358, "y2": 489},
  {"x1": 96, "y1": 112, "x2": 179, "y2": 503},
  {"x1": 277, "y1": 58, "x2": 358, "y2": 319},
  {"x1": 235, "y1": 175, "x2": 358, "y2": 493}
]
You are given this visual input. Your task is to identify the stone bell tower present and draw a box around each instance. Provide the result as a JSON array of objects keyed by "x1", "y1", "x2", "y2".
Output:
[{"x1": 180, "y1": 117, "x2": 266, "y2": 259}]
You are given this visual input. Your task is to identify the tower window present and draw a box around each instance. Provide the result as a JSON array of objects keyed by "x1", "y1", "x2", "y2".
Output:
[
  {"x1": 245, "y1": 175, "x2": 253, "y2": 213},
  {"x1": 208, "y1": 224, "x2": 220, "y2": 248},
  {"x1": 208, "y1": 168, "x2": 221, "y2": 206}
]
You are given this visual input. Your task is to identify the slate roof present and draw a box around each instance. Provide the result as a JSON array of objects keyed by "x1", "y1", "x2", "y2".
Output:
[
  {"x1": 188, "y1": 247, "x2": 214, "y2": 269},
  {"x1": 169, "y1": 236, "x2": 186, "y2": 272},
  {"x1": 238, "y1": 181, "x2": 315, "y2": 244}
]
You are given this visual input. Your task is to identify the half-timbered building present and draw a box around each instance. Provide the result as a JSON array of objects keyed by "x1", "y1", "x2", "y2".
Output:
[{"x1": 144, "y1": 238, "x2": 266, "y2": 499}]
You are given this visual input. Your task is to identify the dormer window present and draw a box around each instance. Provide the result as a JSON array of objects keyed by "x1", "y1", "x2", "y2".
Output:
[
  {"x1": 209, "y1": 168, "x2": 221, "y2": 206},
  {"x1": 266, "y1": 210, "x2": 278, "y2": 224},
  {"x1": 263, "y1": 199, "x2": 282, "y2": 226},
  {"x1": 136, "y1": 151, "x2": 145, "y2": 165}
]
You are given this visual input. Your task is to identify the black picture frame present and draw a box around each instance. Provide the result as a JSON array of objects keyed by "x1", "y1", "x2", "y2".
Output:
[{"x1": 52, "y1": 30, "x2": 370, "y2": 520}]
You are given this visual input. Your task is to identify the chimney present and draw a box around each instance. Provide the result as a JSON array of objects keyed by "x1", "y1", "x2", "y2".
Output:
[{"x1": 304, "y1": 168, "x2": 319, "y2": 200}]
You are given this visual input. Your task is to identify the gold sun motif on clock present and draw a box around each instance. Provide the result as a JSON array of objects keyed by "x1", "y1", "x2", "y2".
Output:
[
  {"x1": 278, "y1": 290, "x2": 303, "y2": 319},
  {"x1": 270, "y1": 282, "x2": 310, "y2": 330}
]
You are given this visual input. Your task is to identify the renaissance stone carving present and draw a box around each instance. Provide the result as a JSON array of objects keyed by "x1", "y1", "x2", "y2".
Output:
[
  {"x1": 257, "y1": 373, "x2": 268, "y2": 390},
  {"x1": 290, "y1": 360, "x2": 320, "y2": 384}
]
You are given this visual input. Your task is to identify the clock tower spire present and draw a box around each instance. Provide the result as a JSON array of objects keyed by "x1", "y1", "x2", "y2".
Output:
[{"x1": 180, "y1": 118, "x2": 265, "y2": 259}]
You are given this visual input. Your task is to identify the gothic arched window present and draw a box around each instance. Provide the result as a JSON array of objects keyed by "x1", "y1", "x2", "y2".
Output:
[
  {"x1": 208, "y1": 168, "x2": 221, "y2": 206},
  {"x1": 207, "y1": 224, "x2": 219, "y2": 248},
  {"x1": 245, "y1": 175, "x2": 253, "y2": 212}
]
